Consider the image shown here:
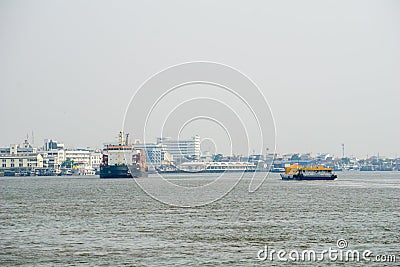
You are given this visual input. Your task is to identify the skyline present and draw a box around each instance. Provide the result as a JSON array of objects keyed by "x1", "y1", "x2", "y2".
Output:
[
  {"x1": 0, "y1": 133, "x2": 397, "y2": 160},
  {"x1": 1, "y1": 0, "x2": 399, "y2": 158}
]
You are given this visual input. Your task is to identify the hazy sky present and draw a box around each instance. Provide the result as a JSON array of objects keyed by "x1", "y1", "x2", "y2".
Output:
[{"x1": 1, "y1": 0, "x2": 399, "y2": 158}]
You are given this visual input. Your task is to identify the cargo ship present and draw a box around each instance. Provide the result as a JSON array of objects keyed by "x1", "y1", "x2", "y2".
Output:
[
  {"x1": 100, "y1": 132, "x2": 147, "y2": 178},
  {"x1": 280, "y1": 165, "x2": 337, "y2": 181}
]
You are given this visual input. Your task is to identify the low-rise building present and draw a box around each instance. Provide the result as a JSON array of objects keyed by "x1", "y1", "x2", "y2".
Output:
[
  {"x1": 0, "y1": 153, "x2": 43, "y2": 169},
  {"x1": 0, "y1": 139, "x2": 43, "y2": 170},
  {"x1": 90, "y1": 151, "x2": 102, "y2": 170},
  {"x1": 42, "y1": 149, "x2": 65, "y2": 169},
  {"x1": 62, "y1": 149, "x2": 101, "y2": 175},
  {"x1": 64, "y1": 150, "x2": 91, "y2": 168}
]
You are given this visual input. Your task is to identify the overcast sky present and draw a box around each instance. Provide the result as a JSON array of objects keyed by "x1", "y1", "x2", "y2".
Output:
[{"x1": 1, "y1": 0, "x2": 399, "y2": 158}]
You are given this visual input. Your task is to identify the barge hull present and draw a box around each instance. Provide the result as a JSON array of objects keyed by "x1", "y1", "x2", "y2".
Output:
[{"x1": 281, "y1": 175, "x2": 337, "y2": 181}]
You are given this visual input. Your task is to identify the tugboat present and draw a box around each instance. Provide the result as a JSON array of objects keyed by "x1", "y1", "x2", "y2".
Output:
[
  {"x1": 100, "y1": 132, "x2": 147, "y2": 178},
  {"x1": 280, "y1": 164, "x2": 337, "y2": 181}
]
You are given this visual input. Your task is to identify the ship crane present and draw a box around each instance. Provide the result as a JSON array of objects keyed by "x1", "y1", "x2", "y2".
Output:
[{"x1": 125, "y1": 133, "x2": 129, "y2": 145}]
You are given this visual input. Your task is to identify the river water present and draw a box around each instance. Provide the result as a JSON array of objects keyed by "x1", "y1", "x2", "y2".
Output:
[{"x1": 1, "y1": 172, "x2": 399, "y2": 266}]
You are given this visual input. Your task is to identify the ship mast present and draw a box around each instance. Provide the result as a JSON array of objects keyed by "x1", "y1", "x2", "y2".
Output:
[
  {"x1": 341, "y1": 143, "x2": 345, "y2": 158},
  {"x1": 118, "y1": 131, "x2": 123, "y2": 165},
  {"x1": 119, "y1": 131, "x2": 124, "y2": 145},
  {"x1": 125, "y1": 133, "x2": 129, "y2": 145}
]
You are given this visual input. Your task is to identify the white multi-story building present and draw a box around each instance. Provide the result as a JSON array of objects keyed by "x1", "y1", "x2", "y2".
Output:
[
  {"x1": 0, "y1": 139, "x2": 43, "y2": 169},
  {"x1": 133, "y1": 143, "x2": 172, "y2": 168},
  {"x1": 63, "y1": 149, "x2": 101, "y2": 174},
  {"x1": 38, "y1": 138, "x2": 66, "y2": 169},
  {"x1": 0, "y1": 138, "x2": 100, "y2": 175},
  {"x1": 64, "y1": 150, "x2": 91, "y2": 168},
  {"x1": 90, "y1": 151, "x2": 102, "y2": 169},
  {"x1": 156, "y1": 136, "x2": 200, "y2": 163},
  {"x1": 42, "y1": 149, "x2": 65, "y2": 169},
  {"x1": 64, "y1": 149, "x2": 100, "y2": 175},
  {"x1": 0, "y1": 153, "x2": 43, "y2": 169}
]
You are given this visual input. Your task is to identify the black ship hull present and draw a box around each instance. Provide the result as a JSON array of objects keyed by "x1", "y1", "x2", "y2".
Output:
[
  {"x1": 281, "y1": 174, "x2": 337, "y2": 181},
  {"x1": 100, "y1": 165, "x2": 147, "y2": 178}
]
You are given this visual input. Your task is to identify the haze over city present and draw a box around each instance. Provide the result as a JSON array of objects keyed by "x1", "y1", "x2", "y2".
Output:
[
  {"x1": 1, "y1": 0, "x2": 399, "y2": 158},
  {"x1": 1, "y1": 2, "x2": 400, "y2": 266}
]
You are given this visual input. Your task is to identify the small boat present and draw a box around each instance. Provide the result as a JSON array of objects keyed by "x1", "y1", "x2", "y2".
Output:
[
  {"x1": 270, "y1": 167, "x2": 285, "y2": 173},
  {"x1": 280, "y1": 165, "x2": 337, "y2": 181}
]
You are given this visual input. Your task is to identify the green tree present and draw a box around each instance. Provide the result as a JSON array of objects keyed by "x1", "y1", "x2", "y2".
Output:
[
  {"x1": 290, "y1": 154, "x2": 300, "y2": 161},
  {"x1": 61, "y1": 158, "x2": 75, "y2": 168},
  {"x1": 341, "y1": 157, "x2": 350, "y2": 165}
]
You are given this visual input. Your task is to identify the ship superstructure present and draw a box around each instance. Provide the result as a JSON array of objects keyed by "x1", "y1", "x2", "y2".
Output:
[{"x1": 100, "y1": 132, "x2": 147, "y2": 178}]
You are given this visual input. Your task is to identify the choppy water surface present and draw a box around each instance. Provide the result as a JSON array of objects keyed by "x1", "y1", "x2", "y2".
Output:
[{"x1": 1, "y1": 172, "x2": 399, "y2": 266}]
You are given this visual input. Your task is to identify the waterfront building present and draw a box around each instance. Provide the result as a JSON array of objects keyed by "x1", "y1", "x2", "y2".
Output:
[
  {"x1": 0, "y1": 138, "x2": 43, "y2": 169},
  {"x1": 0, "y1": 153, "x2": 43, "y2": 169},
  {"x1": 38, "y1": 139, "x2": 66, "y2": 169},
  {"x1": 90, "y1": 151, "x2": 102, "y2": 169},
  {"x1": 64, "y1": 150, "x2": 91, "y2": 168},
  {"x1": 63, "y1": 149, "x2": 101, "y2": 173},
  {"x1": 64, "y1": 149, "x2": 98, "y2": 175},
  {"x1": 42, "y1": 149, "x2": 65, "y2": 169},
  {"x1": 133, "y1": 143, "x2": 172, "y2": 168},
  {"x1": 157, "y1": 136, "x2": 200, "y2": 163}
]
